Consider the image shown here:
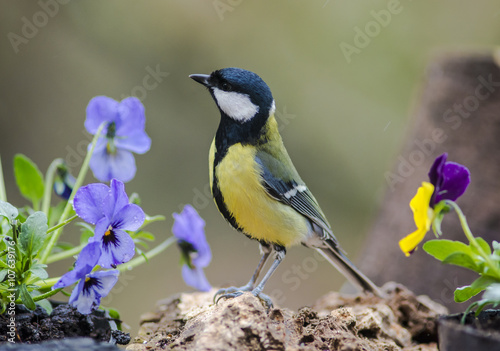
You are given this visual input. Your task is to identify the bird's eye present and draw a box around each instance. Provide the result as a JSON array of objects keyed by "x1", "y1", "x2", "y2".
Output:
[{"x1": 221, "y1": 82, "x2": 232, "y2": 91}]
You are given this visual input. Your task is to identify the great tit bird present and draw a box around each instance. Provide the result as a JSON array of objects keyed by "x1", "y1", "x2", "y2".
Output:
[{"x1": 190, "y1": 67, "x2": 382, "y2": 307}]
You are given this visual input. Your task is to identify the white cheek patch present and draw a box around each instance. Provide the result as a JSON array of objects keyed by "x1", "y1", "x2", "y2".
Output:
[{"x1": 213, "y1": 88, "x2": 259, "y2": 122}]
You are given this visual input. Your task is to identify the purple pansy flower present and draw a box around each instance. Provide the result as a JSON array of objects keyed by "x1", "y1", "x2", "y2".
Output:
[
  {"x1": 52, "y1": 242, "x2": 119, "y2": 314},
  {"x1": 85, "y1": 96, "x2": 151, "y2": 182},
  {"x1": 428, "y1": 153, "x2": 471, "y2": 206},
  {"x1": 172, "y1": 205, "x2": 212, "y2": 292},
  {"x1": 399, "y1": 153, "x2": 471, "y2": 256},
  {"x1": 53, "y1": 163, "x2": 76, "y2": 200},
  {"x1": 73, "y1": 179, "x2": 145, "y2": 268}
]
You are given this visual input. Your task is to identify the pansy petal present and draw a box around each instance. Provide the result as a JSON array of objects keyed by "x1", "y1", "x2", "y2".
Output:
[
  {"x1": 181, "y1": 265, "x2": 212, "y2": 292},
  {"x1": 115, "y1": 97, "x2": 146, "y2": 136},
  {"x1": 399, "y1": 226, "x2": 428, "y2": 257},
  {"x1": 53, "y1": 269, "x2": 84, "y2": 290},
  {"x1": 98, "y1": 229, "x2": 135, "y2": 268},
  {"x1": 410, "y1": 182, "x2": 434, "y2": 229},
  {"x1": 89, "y1": 146, "x2": 115, "y2": 182},
  {"x1": 428, "y1": 153, "x2": 447, "y2": 188},
  {"x1": 112, "y1": 203, "x2": 145, "y2": 231},
  {"x1": 172, "y1": 205, "x2": 206, "y2": 242},
  {"x1": 85, "y1": 96, "x2": 119, "y2": 135},
  {"x1": 87, "y1": 270, "x2": 120, "y2": 298},
  {"x1": 108, "y1": 149, "x2": 137, "y2": 183},
  {"x1": 173, "y1": 205, "x2": 211, "y2": 267},
  {"x1": 69, "y1": 279, "x2": 100, "y2": 315},
  {"x1": 68, "y1": 279, "x2": 86, "y2": 304},
  {"x1": 400, "y1": 182, "x2": 434, "y2": 256},
  {"x1": 435, "y1": 162, "x2": 471, "y2": 203},
  {"x1": 115, "y1": 131, "x2": 152, "y2": 154},
  {"x1": 52, "y1": 242, "x2": 101, "y2": 289},
  {"x1": 93, "y1": 217, "x2": 110, "y2": 242},
  {"x1": 102, "y1": 179, "x2": 129, "y2": 220},
  {"x1": 73, "y1": 184, "x2": 110, "y2": 224},
  {"x1": 75, "y1": 241, "x2": 101, "y2": 271}
]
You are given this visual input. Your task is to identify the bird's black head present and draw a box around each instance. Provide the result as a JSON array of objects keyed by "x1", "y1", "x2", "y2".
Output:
[{"x1": 190, "y1": 67, "x2": 275, "y2": 123}]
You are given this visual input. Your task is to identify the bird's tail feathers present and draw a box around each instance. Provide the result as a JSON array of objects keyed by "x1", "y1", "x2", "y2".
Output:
[{"x1": 317, "y1": 239, "x2": 383, "y2": 297}]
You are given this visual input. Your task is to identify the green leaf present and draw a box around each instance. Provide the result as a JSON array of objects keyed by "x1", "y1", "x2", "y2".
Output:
[
  {"x1": 48, "y1": 201, "x2": 66, "y2": 227},
  {"x1": 454, "y1": 275, "x2": 497, "y2": 303},
  {"x1": 472, "y1": 237, "x2": 492, "y2": 256},
  {"x1": 0, "y1": 268, "x2": 7, "y2": 282},
  {"x1": 13, "y1": 154, "x2": 44, "y2": 206},
  {"x1": 0, "y1": 200, "x2": 18, "y2": 222},
  {"x1": 29, "y1": 263, "x2": 48, "y2": 280},
  {"x1": 18, "y1": 283, "x2": 36, "y2": 310},
  {"x1": 106, "y1": 307, "x2": 121, "y2": 320},
  {"x1": 133, "y1": 230, "x2": 155, "y2": 241},
  {"x1": 36, "y1": 298, "x2": 52, "y2": 315},
  {"x1": 423, "y1": 239, "x2": 473, "y2": 262},
  {"x1": 19, "y1": 212, "x2": 48, "y2": 257},
  {"x1": 443, "y1": 252, "x2": 479, "y2": 272}
]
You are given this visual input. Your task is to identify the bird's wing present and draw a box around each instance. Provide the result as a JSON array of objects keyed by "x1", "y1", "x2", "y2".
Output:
[{"x1": 255, "y1": 148, "x2": 333, "y2": 238}]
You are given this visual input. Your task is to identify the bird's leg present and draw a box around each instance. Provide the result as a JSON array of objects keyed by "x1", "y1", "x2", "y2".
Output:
[
  {"x1": 248, "y1": 247, "x2": 285, "y2": 309},
  {"x1": 216, "y1": 245, "x2": 286, "y2": 310},
  {"x1": 214, "y1": 243, "x2": 272, "y2": 303}
]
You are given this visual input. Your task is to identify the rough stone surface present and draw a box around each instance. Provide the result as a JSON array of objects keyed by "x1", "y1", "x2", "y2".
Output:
[{"x1": 127, "y1": 283, "x2": 445, "y2": 351}]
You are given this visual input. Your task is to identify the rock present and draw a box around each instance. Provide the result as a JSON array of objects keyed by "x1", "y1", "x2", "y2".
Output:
[{"x1": 127, "y1": 283, "x2": 444, "y2": 351}]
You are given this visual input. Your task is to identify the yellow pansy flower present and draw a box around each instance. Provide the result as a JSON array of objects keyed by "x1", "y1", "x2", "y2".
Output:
[{"x1": 399, "y1": 182, "x2": 435, "y2": 256}]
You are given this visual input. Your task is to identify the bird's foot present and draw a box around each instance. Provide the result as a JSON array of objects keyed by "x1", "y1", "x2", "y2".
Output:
[
  {"x1": 214, "y1": 286, "x2": 274, "y2": 309},
  {"x1": 214, "y1": 284, "x2": 252, "y2": 304}
]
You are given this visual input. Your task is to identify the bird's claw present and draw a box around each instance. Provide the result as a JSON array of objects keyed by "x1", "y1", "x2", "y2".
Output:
[
  {"x1": 214, "y1": 286, "x2": 274, "y2": 309},
  {"x1": 214, "y1": 284, "x2": 252, "y2": 303}
]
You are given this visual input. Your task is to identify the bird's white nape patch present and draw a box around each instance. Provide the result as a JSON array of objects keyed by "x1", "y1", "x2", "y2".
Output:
[
  {"x1": 284, "y1": 184, "x2": 307, "y2": 199},
  {"x1": 212, "y1": 88, "x2": 259, "y2": 122},
  {"x1": 270, "y1": 100, "x2": 276, "y2": 116}
]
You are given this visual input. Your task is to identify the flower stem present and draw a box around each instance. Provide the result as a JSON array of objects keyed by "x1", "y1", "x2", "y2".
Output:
[
  {"x1": 45, "y1": 241, "x2": 85, "y2": 264},
  {"x1": 46, "y1": 214, "x2": 78, "y2": 235},
  {"x1": 118, "y1": 236, "x2": 176, "y2": 272},
  {"x1": 0, "y1": 155, "x2": 6, "y2": 202},
  {"x1": 16, "y1": 288, "x2": 63, "y2": 304},
  {"x1": 34, "y1": 277, "x2": 61, "y2": 290},
  {"x1": 39, "y1": 122, "x2": 106, "y2": 264},
  {"x1": 446, "y1": 200, "x2": 500, "y2": 278},
  {"x1": 41, "y1": 158, "x2": 65, "y2": 215}
]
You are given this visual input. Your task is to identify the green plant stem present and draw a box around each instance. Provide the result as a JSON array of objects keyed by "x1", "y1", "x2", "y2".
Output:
[
  {"x1": 446, "y1": 200, "x2": 500, "y2": 278},
  {"x1": 0, "y1": 155, "x2": 6, "y2": 202},
  {"x1": 46, "y1": 214, "x2": 78, "y2": 235},
  {"x1": 15, "y1": 288, "x2": 63, "y2": 304},
  {"x1": 45, "y1": 241, "x2": 85, "y2": 264},
  {"x1": 118, "y1": 236, "x2": 177, "y2": 272},
  {"x1": 34, "y1": 277, "x2": 60, "y2": 290},
  {"x1": 39, "y1": 122, "x2": 106, "y2": 264},
  {"x1": 41, "y1": 158, "x2": 65, "y2": 215}
]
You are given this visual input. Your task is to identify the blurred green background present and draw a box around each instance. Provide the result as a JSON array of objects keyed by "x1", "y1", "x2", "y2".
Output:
[{"x1": 1, "y1": 0, "x2": 499, "y2": 339}]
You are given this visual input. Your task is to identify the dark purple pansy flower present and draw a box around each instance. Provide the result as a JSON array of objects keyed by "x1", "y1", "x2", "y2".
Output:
[
  {"x1": 172, "y1": 205, "x2": 212, "y2": 292},
  {"x1": 52, "y1": 242, "x2": 119, "y2": 314},
  {"x1": 73, "y1": 179, "x2": 145, "y2": 268},
  {"x1": 85, "y1": 96, "x2": 151, "y2": 183},
  {"x1": 428, "y1": 153, "x2": 471, "y2": 206}
]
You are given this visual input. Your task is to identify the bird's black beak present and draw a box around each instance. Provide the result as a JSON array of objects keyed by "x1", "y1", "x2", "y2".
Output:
[{"x1": 189, "y1": 74, "x2": 211, "y2": 87}]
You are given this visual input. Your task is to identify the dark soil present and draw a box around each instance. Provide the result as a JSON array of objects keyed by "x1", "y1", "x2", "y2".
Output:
[{"x1": 0, "y1": 302, "x2": 130, "y2": 345}]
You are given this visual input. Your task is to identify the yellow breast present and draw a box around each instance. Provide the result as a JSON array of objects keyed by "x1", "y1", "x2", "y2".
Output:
[{"x1": 214, "y1": 142, "x2": 308, "y2": 247}]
